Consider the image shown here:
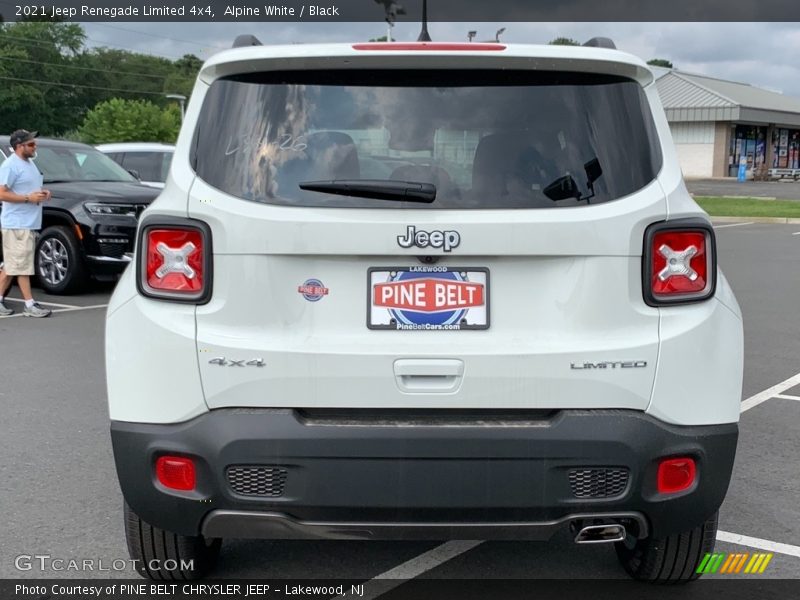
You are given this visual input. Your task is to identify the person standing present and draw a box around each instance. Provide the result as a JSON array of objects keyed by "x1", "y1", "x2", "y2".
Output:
[{"x1": 0, "y1": 130, "x2": 52, "y2": 317}]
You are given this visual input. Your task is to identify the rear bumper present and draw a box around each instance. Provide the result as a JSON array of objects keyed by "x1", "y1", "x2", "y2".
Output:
[{"x1": 110, "y1": 409, "x2": 737, "y2": 539}]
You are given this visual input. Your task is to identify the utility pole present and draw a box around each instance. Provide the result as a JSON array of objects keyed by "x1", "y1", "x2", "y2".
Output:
[
  {"x1": 374, "y1": 0, "x2": 406, "y2": 41},
  {"x1": 165, "y1": 94, "x2": 186, "y2": 122}
]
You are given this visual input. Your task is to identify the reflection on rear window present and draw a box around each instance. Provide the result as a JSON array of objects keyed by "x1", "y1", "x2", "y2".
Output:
[{"x1": 193, "y1": 71, "x2": 662, "y2": 209}]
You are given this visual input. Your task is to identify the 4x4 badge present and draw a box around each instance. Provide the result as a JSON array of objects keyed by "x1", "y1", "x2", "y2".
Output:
[
  {"x1": 397, "y1": 226, "x2": 460, "y2": 252},
  {"x1": 209, "y1": 358, "x2": 266, "y2": 367}
]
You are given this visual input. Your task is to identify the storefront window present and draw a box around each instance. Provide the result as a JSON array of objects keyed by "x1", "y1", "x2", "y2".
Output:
[
  {"x1": 771, "y1": 127, "x2": 800, "y2": 169},
  {"x1": 729, "y1": 125, "x2": 767, "y2": 176}
]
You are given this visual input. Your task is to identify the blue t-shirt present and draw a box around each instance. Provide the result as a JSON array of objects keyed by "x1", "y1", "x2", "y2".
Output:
[{"x1": 0, "y1": 153, "x2": 44, "y2": 230}]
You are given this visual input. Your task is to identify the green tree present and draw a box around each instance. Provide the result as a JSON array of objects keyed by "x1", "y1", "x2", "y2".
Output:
[
  {"x1": 0, "y1": 21, "x2": 86, "y2": 134},
  {"x1": 0, "y1": 22, "x2": 201, "y2": 136},
  {"x1": 368, "y1": 35, "x2": 395, "y2": 42},
  {"x1": 647, "y1": 58, "x2": 674, "y2": 68},
  {"x1": 78, "y1": 98, "x2": 181, "y2": 144},
  {"x1": 162, "y1": 54, "x2": 201, "y2": 99},
  {"x1": 548, "y1": 37, "x2": 580, "y2": 46}
]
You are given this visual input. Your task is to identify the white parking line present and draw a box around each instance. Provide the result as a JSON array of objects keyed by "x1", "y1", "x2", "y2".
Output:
[
  {"x1": 714, "y1": 222, "x2": 754, "y2": 229},
  {"x1": 773, "y1": 393, "x2": 800, "y2": 402},
  {"x1": 1, "y1": 297, "x2": 80, "y2": 309},
  {"x1": 793, "y1": 232, "x2": 800, "y2": 236},
  {"x1": 0, "y1": 304, "x2": 108, "y2": 319},
  {"x1": 718, "y1": 531, "x2": 800, "y2": 559},
  {"x1": 334, "y1": 541, "x2": 482, "y2": 600},
  {"x1": 55, "y1": 304, "x2": 108, "y2": 313},
  {"x1": 740, "y1": 371, "x2": 800, "y2": 413}
]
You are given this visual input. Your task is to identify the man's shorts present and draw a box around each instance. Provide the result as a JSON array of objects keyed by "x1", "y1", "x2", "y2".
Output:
[{"x1": 1, "y1": 229, "x2": 37, "y2": 276}]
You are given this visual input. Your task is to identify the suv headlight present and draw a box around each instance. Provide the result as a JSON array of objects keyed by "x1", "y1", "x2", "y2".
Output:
[{"x1": 84, "y1": 202, "x2": 138, "y2": 217}]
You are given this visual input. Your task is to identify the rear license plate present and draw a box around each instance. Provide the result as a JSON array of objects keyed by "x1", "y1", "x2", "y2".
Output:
[{"x1": 368, "y1": 266, "x2": 489, "y2": 330}]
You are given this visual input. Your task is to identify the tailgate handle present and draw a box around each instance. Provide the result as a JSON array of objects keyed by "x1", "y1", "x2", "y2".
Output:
[{"x1": 394, "y1": 359, "x2": 464, "y2": 393}]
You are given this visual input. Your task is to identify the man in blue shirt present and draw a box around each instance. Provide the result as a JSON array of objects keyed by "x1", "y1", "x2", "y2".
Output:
[{"x1": 0, "y1": 130, "x2": 52, "y2": 317}]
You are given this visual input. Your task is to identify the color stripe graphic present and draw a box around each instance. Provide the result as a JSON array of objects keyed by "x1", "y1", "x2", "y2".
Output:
[{"x1": 697, "y1": 552, "x2": 773, "y2": 574}]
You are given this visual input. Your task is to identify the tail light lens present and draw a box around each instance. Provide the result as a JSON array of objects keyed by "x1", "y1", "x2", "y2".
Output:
[
  {"x1": 155, "y1": 456, "x2": 196, "y2": 491},
  {"x1": 643, "y1": 220, "x2": 716, "y2": 306},
  {"x1": 657, "y1": 457, "x2": 697, "y2": 494},
  {"x1": 136, "y1": 219, "x2": 212, "y2": 303}
]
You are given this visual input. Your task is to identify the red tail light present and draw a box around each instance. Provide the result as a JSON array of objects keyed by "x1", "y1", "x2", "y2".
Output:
[
  {"x1": 643, "y1": 220, "x2": 716, "y2": 306},
  {"x1": 657, "y1": 457, "x2": 696, "y2": 494},
  {"x1": 155, "y1": 456, "x2": 196, "y2": 491},
  {"x1": 137, "y1": 219, "x2": 212, "y2": 303}
]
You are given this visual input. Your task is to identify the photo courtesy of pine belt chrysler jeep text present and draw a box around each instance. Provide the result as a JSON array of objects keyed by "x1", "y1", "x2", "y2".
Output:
[{"x1": 105, "y1": 36, "x2": 743, "y2": 583}]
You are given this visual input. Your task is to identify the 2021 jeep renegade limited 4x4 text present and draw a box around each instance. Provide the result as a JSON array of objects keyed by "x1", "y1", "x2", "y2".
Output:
[{"x1": 106, "y1": 38, "x2": 743, "y2": 582}]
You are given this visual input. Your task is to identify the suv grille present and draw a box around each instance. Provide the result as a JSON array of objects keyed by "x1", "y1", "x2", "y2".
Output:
[
  {"x1": 97, "y1": 240, "x2": 129, "y2": 259},
  {"x1": 226, "y1": 466, "x2": 288, "y2": 497},
  {"x1": 568, "y1": 468, "x2": 629, "y2": 499}
]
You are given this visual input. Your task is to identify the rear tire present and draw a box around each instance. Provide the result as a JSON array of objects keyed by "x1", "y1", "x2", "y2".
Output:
[
  {"x1": 124, "y1": 502, "x2": 221, "y2": 580},
  {"x1": 615, "y1": 512, "x2": 718, "y2": 583}
]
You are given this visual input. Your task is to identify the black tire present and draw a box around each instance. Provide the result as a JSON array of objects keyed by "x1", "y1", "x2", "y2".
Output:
[
  {"x1": 124, "y1": 502, "x2": 221, "y2": 580},
  {"x1": 35, "y1": 225, "x2": 88, "y2": 295},
  {"x1": 615, "y1": 512, "x2": 718, "y2": 583}
]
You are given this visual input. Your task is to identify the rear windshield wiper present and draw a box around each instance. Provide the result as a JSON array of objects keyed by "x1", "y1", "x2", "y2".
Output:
[{"x1": 299, "y1": 179, "x2": 436, "y2": 203}]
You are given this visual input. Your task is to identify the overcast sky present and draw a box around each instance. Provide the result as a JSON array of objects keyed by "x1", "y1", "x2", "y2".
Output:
[{"x1": 81, "y1": 21, "x2": 800, "y2": 97}]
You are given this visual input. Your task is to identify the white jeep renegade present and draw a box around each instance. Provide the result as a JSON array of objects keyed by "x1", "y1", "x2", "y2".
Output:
[{"x1": 106, "y1": 37, "x2": 743, "y2": 582}]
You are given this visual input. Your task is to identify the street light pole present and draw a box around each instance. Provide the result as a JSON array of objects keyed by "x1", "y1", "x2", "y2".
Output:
[{"x1": 166, "y1": 94, "x2": 187, "y2": 122}]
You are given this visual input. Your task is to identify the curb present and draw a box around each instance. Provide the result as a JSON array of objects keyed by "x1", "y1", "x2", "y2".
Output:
[{"x1": 710, "y1": 216, "x2": 800, "y2": 224}]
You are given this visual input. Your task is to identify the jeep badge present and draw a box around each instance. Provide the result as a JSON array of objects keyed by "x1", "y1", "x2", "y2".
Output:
[{"x1": 397, "y1": 226, "x2": 460, "y2": 252}]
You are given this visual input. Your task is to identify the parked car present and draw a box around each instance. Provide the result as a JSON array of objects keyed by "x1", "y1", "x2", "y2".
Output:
[
  {"x1": 0, "y1": 137, "x2": 159, "y2": 294},
  {"x1": 97, "y1": 142, "x2": 175, "y2": 189},
  {"x1": 106, "y1": 38, "x2": 743, "y2": 582}
]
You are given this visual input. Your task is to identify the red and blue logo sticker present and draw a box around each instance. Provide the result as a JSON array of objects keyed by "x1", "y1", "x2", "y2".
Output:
[{"x1": 298, "y1": 278, "x2": 329, "y2": 302}]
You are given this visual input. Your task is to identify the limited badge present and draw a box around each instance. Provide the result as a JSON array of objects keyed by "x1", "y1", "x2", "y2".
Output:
[{"x1": 298, "y1": 278, "x2": 329, "y2": 302}]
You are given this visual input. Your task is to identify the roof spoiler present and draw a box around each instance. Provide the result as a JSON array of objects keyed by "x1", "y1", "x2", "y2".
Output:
[
  {"x1": 233, "y1": 34, "x2": 262, "y2": 48},
  {"x1": 583, "y1": 37, "x2": 616, "y2": 49}
]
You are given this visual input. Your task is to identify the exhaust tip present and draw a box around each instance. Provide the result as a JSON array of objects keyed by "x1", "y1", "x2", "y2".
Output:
[{"x1": 574, "y1": 524, "x2": 626, "y2": 544}]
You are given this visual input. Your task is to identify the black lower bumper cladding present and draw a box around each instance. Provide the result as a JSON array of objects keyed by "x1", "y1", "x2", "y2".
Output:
[{"x1": 111, "y1": 408, "x2": 737, "y2": 539}]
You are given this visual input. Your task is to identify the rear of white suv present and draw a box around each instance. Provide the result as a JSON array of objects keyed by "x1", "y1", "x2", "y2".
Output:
[{"x1": 106, "y1": 40, "x2": 743, "y2": 582}]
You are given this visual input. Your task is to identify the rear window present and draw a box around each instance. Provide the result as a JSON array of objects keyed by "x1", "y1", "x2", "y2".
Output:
[
  {"x1": 193, "y1": 70, "x2": 662, "y2": 209},
  {"x1": 122, "y1": 151, "x2": 172, "y2": 183}
]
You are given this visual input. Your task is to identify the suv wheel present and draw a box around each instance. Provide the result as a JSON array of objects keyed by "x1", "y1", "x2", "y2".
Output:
[
  {"x1": 615, "y1": 512, "x2": 718, "y2": 583},
  {"x1": 36, "y1": 225, "x2": 87, "y2": 295},
  {"x1": 124, "y1": 502, "x2": 221, "y2": 580}
]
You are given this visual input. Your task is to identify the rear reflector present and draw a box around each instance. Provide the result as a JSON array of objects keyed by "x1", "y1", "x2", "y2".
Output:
[
  {"x1": 352, "y1": 42, "x2": 506, "y2": 51},
  {"x1": 657, "y1": 457, "x2": 696, "y2": 494},
  {"x1": 643, "y1": 220, "x2": 716, "y2": 306},
  {"x1": 137, "y1": 219, "x2": 212, "y2": 303},
  {"x1": 156, "y1": 456, "x2": 196, "y2": 491}
]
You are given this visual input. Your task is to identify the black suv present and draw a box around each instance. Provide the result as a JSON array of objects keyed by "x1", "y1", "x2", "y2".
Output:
[{"x1": 0, "y1": 137, "x2": 159, "y2": 294}]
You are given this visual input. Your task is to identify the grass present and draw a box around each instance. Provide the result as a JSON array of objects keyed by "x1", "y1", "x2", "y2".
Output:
[{"x1": 694, "y1": 196, "x2": 800, "y2": 218}]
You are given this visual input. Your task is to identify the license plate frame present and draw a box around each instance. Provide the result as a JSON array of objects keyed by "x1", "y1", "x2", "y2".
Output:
[{"x1": 367, "y1": 266, "x2": 489, "y2": 331}]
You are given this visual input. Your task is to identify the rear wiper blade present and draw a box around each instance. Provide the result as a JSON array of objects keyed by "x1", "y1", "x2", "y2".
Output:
[{"x1": 299, "y1": 179, "x2": 436, "y2": 203}]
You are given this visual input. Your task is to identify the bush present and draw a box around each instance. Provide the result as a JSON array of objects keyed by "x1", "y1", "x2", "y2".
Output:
[{"x1": 78, "y1": 98, "x2": 181, "y2": 144}]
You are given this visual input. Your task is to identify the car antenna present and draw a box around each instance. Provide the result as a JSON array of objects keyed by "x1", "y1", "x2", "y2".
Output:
[{"x1": 417, "y1": 0, "x2": 432, "y2": 41}]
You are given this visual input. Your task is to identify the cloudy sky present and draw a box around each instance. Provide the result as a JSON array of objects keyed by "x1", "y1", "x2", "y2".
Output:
[{"x1": 81, "y1": 21, "x2": 800, "y2": 97}]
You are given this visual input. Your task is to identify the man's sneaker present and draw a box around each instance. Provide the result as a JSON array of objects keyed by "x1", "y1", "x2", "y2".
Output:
[
  {"x1": 23, "y1": 302, "x2": 51, "y2": 318},
  {"x1": 0, "y1": 300, "x2": 13, "y2": 316}
]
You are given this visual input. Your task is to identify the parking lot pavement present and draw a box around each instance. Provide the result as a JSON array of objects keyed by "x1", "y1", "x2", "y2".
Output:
[
  {"x1": 1, "y1": 221, "x2": 798, "y2": 587},
  {"x1": 687, "y1": 178, "x2": 800, "y2": 200}
]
